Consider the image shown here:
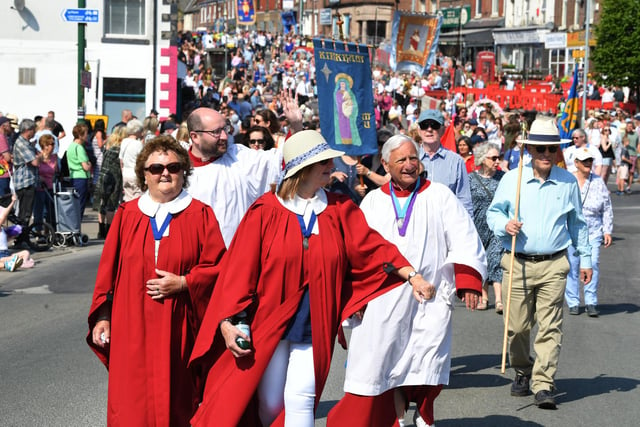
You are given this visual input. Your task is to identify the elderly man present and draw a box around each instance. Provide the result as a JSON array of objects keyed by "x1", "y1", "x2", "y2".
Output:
[
  {"x1": 487, "y1": 119, "x2": 592, "y2": 410},
  {"x1": 563, "y1": 128, "x2": 603, "y2": 175},
  {"x1": 329, "y1": 134, "x2": 486, "y2": 427},
  {"x1": 12, "y1": 119, "x2": 43, "y2": 223},
  {"x1": 186, "y1": 107, "x2": 282, "y2": 246},
  {"x1": 417, "y1": 109, "x2": 473, "y2": 217}
]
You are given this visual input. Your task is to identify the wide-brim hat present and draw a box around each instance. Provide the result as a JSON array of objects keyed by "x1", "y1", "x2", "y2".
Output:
[
  {"x1": 282, "y1": 130, "x2": 344, "y2": 180},
  {"x1": 517, "y1": 118, "x2": 561, "y2": 145}
]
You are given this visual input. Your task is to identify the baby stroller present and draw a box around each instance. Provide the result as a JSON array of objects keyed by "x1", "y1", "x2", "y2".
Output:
[{"x1": 52, "y1": 183, "x2": 89, "y2": 247}]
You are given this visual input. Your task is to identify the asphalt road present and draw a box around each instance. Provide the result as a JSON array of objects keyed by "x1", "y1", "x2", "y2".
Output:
[{"x1": 1, "y1": 186, "x2": 639, "y2": 426}]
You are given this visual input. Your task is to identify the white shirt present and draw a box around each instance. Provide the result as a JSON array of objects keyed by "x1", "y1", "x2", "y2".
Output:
[{"x1": 187, "y1": 143, "x2": 282, "y2": 247}]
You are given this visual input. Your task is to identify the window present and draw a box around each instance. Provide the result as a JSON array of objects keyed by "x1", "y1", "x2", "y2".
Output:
[
  {"x1": 492, "y1": 0, "x2": 499, "y2": 16},
  {"x1": 105, "y1": 0, "x2": 145, "y2": 36},
  {"x1": 18, "y1": 68, "x2": 35, "y2": 85},
  {"x1": 475, "y1": 0, "x2": 482, "y2": 17}
]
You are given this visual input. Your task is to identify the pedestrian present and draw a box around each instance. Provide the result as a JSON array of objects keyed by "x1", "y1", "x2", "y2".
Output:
[
  {"x1": 565, "y1": 148, "x2": 613, "y2": 317},
  {"x1": 328, "y1": 134, "x2": 486, "y2": 427},
  {"x1": 87, "y1": 136, "x2": 226, "y2": 426},
  {"x1": 188, "y1": 130, "x2": 434, "y2": 427},
  {"x1": 487, "y1": 118, "x2": 592, "y2": 409}
]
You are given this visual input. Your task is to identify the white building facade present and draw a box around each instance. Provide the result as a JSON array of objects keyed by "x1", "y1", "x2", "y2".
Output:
[{"x1": 0, "y1": 0, "x2": 176, "y2": 146}]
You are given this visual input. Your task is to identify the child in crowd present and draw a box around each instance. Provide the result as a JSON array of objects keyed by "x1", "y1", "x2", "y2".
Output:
[
  {"x1": 616, "y1": 136, "x2": 632, "y2": 195},
  {"x1": 0, "y1": 193, "x2": 35, "y2": 272}
]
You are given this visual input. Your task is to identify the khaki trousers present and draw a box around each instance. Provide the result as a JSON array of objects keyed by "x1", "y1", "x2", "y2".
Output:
[{"x1": 501, "y1": 252, "x2": 570, "y2": 393}]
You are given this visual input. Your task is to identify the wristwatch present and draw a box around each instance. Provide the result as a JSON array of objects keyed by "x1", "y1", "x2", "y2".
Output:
[{"x1": 407, "y1": 271, "x2": 418, "y2": 285}]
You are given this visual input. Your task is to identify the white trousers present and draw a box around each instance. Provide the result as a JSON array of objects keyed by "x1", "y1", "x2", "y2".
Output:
[{"x1": 258, "y1": 340, "x2": 315, "y2": 427}]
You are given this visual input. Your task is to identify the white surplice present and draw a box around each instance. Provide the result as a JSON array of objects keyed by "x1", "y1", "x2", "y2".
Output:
[
  {"x1": 344, "y1": 181, "x2": 486, "y2": 395},
  {"x1": 188, "y1": 143, "x2": 282, "y2": 247}
]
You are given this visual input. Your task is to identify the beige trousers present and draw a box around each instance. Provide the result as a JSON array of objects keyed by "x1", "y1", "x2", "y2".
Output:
[{"x1": 501, "y1": 252, "x2": 570, "y2": 393}]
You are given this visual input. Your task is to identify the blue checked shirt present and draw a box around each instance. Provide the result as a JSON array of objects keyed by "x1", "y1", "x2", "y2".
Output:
[{"x1": 419, "y1": 145, "x2": 473, "y2": 217}]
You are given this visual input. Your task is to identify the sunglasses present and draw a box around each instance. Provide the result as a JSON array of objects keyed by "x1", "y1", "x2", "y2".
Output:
[
  {"x1": 578, "y1": 158, "x2": 594, "y2": 163},
  {"x1": 249, "y1": 139, "x2": 265, "y2": 145},
  {"x1": 318, "y1": 159, "x2": 331, "y2": 165},
  {"x1": 144, "y1": 162, "x2": 182, "y2": 175},
  {"x1": 533, "y1": 145, "x2": 559, "y2": 154},
  {"x1": 419, "y1": 120, "x2": 442, "y2": 131},
  {"x1": 487, "y1": 156, "x2": 500, "y2": 161}
]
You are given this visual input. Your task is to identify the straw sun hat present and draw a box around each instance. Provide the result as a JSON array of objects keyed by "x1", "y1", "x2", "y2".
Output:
[
  {"x1": 517, "y1": 118, "x2": 561, "y2": 145},
  {"x1": 282, "y1": 130, "x2": 344, "y2": 179}
]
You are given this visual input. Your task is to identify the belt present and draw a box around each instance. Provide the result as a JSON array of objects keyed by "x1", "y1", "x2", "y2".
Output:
[{"x1": 507, "y1": 250, "x2": 565, "y2": 262}]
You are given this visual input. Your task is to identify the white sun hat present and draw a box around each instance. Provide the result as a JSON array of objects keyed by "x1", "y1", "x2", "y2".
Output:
[
  {"x1": 282, "y1": 130, "x2": 344, "y2": 179},
  {"x1": 517, "y1": 118, "x2": 561, "y2": 145}
]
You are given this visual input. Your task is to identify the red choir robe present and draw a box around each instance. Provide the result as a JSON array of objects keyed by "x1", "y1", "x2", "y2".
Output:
[
  {"x1": 86, "y1": 198, "x2": 226, "y2": 427},
  {"x1": 189, "y1": 191, "x2": 411, "y2": 427}
]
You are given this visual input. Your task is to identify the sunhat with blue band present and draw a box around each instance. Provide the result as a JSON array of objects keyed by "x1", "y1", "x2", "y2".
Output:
[
  {"x1": 516, "y1": 118, "x2": 562, "y2": 145},
  {"x1": 282, "y1": 130, "x2": 345, "y2": 180}
]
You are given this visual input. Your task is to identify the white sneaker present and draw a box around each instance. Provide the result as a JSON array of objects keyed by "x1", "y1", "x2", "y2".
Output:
[
  {"x1": 413, "y1": 410, "x2": 435, "y2": 427},
  {"x1": 4, "y1": 254, "x2": 23, "y2": 272}
]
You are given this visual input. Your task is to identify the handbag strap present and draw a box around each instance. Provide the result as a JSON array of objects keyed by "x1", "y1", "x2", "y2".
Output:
[{"x1": 470, "y1": 172, "x2": 494, "y2": 199}]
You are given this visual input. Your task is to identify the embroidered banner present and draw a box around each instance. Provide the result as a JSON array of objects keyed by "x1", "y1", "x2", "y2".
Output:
[
  {"x1": 236, "y1": 0, "x2": 256, "y2": 26},
  {"x1": 313, "y1": 39, "x2": 377, "y2": 156},
  {"x1": 558, "y1": 65, "x2": 580, "y2": 143},
  {"x1": 390, "y1": 12, "x2": 442, "y2": 75}
]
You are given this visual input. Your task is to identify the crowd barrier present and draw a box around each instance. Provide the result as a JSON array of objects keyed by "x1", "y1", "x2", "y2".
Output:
[{"x1": 423, "y1": 84, "x2": 637, "y2": 116}]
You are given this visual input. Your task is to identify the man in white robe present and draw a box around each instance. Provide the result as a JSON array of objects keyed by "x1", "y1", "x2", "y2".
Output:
[
  {"x1": 328, "y1": 135, "x2": 486, "y2": 427},
  {"x1": 186, "y1": 108, "x2": 282, "y2": 246}
]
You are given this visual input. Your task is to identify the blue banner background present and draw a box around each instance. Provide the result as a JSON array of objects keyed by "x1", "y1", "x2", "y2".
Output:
[{"x1": 313, "y1": 39, "x2": 378, "y2": 156}]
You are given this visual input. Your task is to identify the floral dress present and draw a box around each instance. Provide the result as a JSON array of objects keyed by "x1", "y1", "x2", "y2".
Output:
[{"x1": 469, "y1": 170, "x2": 505, "y2": 283}]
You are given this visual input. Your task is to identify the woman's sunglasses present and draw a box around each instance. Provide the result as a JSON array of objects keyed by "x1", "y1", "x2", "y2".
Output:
[{"x1": 144, "y1": 162, "x2": 182, "y2": 175}]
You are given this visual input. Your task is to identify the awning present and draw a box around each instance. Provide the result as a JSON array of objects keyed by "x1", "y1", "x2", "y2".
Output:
[{"x1": 438, "y1": 28, "x2": 494, "y2": 47}]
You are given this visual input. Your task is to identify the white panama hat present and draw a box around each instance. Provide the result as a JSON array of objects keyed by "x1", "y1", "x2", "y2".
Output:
[
  {"x1": 517, "y1": 118, "x2": 562, "y2": 145},
  {"x1": 282, "y1": 130, "x2": 344, "y2": 180}
]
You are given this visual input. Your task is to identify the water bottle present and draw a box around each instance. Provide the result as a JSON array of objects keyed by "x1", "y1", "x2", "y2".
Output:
[{"x1": 234, "y1": 311, "x2": 251, "y2": 350}]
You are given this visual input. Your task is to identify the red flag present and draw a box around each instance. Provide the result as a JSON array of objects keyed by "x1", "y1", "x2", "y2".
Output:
[{"x1": 441, "y1": 120, "x2": 456, "y2": 152}]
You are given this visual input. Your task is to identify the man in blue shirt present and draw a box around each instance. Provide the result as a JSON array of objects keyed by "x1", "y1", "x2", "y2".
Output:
[
  {"x1": 417, "y1": 109, "x2": 473, "y2": 217},
  {"x1": 487, "y1": 118, "x2": 592, "y2": 410}
]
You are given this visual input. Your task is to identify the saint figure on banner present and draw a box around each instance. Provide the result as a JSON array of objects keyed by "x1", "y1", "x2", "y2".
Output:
[
  {"x1": 334, "y1": 73, "x2": 362, "y2": 146},
  {"x1": 410, "y1": 29, "x2": 421, "y2": 51}
]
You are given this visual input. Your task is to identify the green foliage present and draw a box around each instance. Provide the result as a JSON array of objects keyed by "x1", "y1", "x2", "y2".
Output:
[{"x1": 591, "y1": 0, "x2": 640, "y2": 93}]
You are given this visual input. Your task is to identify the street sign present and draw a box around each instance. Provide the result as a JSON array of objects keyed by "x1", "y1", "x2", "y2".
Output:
[
  {"x1": 440, "y1": 6, "x2": 471, "y2": 29},
  {"x1": 61, "y1": 8, "x2": 99, "y2": 23}
]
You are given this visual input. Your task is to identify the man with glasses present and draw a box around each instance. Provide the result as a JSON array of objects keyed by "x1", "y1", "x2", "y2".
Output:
[
  {"x1": 563, "y1": 128, "x2": 602, "y2": 175},
  {"x1": 417, "y1": 109, "x2": 473, "y2": 217},
  {"x1": 186, "y1": 108, "x2": 282, "y2": 246},
  {"x1": 487, "y1": 118, "x2": 592, "y2": 410}
]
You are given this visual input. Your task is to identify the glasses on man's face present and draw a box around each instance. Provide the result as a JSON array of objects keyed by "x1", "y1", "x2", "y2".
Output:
[
  {"x1": 193, "y1": 125, "x2": 232, "y2": 138},
  {"x1": 572, "y1": 135, "x2": 584, "y2": 140},
  {"x1": 249, "y1": 138, "x2": 265, "y2": 146},
  {"x1": 419, "y1": 120, "x2": 441, "y2": 131},
  {"x1": 533, "y1": 145, "x2": 559, "y2": 154},
  {"x1": 144, "y1": 162, "x2": 182, "y2": 175}
]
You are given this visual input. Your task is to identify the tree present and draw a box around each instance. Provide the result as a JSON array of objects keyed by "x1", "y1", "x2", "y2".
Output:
[{"x1": 591, "y1": 0, "x2": 640, "y2": 109}]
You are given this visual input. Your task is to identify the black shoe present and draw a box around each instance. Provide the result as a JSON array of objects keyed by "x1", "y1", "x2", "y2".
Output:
[
  {"x1": 586, "y1": 305, "x2": 599, "y2": 317},
  {"x1": 534, "y1": 390, "x2": 557, "y2": 409},
  {"x1": 511, "y1": 374, "x2": 531, "y2": 396},
  {"x1": 569, "y1": 306, "x2": 580, "y2": 315}
]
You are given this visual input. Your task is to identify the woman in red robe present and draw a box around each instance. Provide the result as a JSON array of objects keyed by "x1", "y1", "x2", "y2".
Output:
[
  {"x1": 189, "y1": 130, "x2": 435, "y2": 427},
  {"x1": 87, "y1": 136, "x2": 226, "y2": 427}
]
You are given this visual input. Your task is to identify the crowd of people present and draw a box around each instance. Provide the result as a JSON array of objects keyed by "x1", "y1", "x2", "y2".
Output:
[{"x1": 0, "y1": 27, "x2": 635, "y2": 426}]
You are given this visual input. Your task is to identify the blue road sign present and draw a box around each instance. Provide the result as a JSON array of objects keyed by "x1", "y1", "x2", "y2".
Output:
[{"x1": 61, "y1": 8, "x2": 100, "y2": 23}]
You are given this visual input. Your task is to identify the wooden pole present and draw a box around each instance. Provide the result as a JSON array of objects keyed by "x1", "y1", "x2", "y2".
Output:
[{"x1": 501, "y1": 128, "x2": 527, "y2": 374}]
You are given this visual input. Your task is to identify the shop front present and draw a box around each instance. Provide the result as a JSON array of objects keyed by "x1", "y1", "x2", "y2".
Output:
[{"x1": 493, "y1": 26, "x2": 550, "y2": 81}]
